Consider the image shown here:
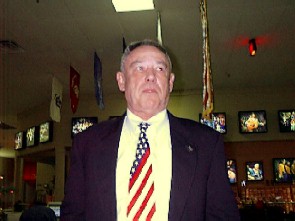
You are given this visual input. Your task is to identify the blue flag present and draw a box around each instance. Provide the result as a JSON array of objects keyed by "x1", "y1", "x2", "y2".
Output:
[{"x1": 94, "y1": 52, "x2": 104, "y2": 109}]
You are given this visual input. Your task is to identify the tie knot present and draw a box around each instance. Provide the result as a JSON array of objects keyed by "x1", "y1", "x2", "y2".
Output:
[{"x1": 139, "y1": 122, "x2": 150, "y2": 132}]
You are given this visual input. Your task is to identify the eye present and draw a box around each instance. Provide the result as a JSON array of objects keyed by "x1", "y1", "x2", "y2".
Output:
[
  {"x1": 136, "y1": 65, "x2": 144, "y2": 72},
  {"x1": 155, "y1": 65, "x2": 166, "y2": 72}
]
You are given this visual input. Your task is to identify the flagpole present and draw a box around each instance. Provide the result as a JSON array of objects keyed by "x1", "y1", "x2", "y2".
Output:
[
  {"x1": 200, "y1": 0, "x2": 214, "y2": 120},
  {"x1": 157, "y1": 11, "x2": 163, "y2": 45}
]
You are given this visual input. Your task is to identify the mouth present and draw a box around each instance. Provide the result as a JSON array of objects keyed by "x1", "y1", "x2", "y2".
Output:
[{"x1": 143, "y1": 88, "x2": 157, "y2": 93}]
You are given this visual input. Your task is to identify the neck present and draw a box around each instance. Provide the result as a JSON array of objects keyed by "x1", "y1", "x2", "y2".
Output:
[{"x1": 130, "y1": 110, "x2": 164, "y2": 121}]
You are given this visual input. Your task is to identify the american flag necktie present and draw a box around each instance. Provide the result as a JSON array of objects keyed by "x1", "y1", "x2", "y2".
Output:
[{"x1": 127, "y1": 122, "x2": 156, "y2": 220}]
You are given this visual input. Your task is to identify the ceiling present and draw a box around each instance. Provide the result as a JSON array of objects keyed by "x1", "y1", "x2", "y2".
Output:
[{"x1": 0, "y1": 0, "x2": 294, "y2": 142}]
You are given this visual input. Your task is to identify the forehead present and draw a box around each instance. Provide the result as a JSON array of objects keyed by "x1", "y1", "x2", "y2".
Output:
[{"x1": 127, "y1": 45, "x2": 168, "y2": 62}]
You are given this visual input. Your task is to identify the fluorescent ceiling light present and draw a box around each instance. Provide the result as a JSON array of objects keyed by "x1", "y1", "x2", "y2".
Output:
[{"x1": 112, "y1": 0, "x2": 154, "y2": 12}]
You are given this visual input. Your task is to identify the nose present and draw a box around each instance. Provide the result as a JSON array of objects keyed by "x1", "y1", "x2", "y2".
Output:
[{"x1": 146, "y1": 68, "x2": 156, "y2": 82}]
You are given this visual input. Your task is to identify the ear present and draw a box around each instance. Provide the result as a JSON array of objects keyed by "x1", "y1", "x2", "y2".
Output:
[
  {"x1": 116, "y1": 72, "x2": 125, "y2": 92},
  {"x1": 169, "y1": 73, "x2": 175, "y2": 92}
]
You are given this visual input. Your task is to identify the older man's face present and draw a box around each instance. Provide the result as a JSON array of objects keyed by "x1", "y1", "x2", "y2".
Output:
[{"x1": 116, "y1": 45, "x2": 174, "y2": 120}]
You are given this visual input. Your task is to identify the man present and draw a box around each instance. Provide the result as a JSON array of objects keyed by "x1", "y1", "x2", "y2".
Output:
[
  {"x1": 20, "y1": 203, "x2": 57, "y2": 221},
  {"x1": 247, "y1": 163, "x2": 263, "y2": 181},
  {"x1": 60, "y1": 39, "x2": 240, "y2": 220}
]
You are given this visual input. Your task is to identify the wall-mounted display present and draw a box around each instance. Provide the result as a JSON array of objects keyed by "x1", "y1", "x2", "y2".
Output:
[
  {"x1": 71, "y1": 117, "x2": 98, "y2": 138},
  {"x1": 238, "y1": 110, "x2": 267, "y2": 133},
  {"x1": 227, "y1": 159, "x2": 237, "y2": 184},
  {"x1": 273, "y1": 158, "x2": 295, "y2": 183},
  {"x1": 278, "y1": 110, "x2": 295, "y2": 132},
  {"x1": 199, "y1": 112, "x2": 227, "y2": 134},
  {"x1": 246, "y1": 161, "x2": 264, "y2": 181},
  {"x1": 15, "y1": 131, "x2": 25, "y2": 150},
  {"x1": 39, "y1": 121, "x2": 53, "y2": 143},
  {"x1": 26, "y1": 126, "x2": 39, "y2": 147}
]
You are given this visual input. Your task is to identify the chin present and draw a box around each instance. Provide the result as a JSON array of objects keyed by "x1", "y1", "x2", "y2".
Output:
[
  {"x1": 142, "y1": 103, "x2": 165, "y2": 114},
  {"x1": 141, "y1": 98, "x2": 160, "y2": 107}
]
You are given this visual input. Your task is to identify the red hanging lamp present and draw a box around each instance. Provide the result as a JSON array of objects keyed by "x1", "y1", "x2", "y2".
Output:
[{"x1": 248, "y1": 38, "x2": 257, "y2": 56}]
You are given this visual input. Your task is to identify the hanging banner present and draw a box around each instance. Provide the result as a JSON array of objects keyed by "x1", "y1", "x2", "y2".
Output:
[
  {"x1": 200, "y1": 0, "x2": 214, "y2": 120},
  {"x1": 50, "y1": 77, "x2": 63, "y2": 122},
  {"x1": 94, "y1": 52, "x2": 104, "y2": 110},
  {"x1": 70, "y1": 66, "x2": 80, "y2": 113}
]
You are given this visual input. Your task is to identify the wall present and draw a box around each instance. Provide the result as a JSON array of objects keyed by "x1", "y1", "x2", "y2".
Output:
[
  {"x1": 16, "y1": 86, "x2": 295, "y2": 145},
  {"x1": 0, "y1": 157, "x2": 15, "y2": 208},
  {"x1": 14, "y1": 86, "x2": 295, "y2": 202},
  {"x1": 0, "y1": 157, "x2": 14, "y2": 184},
  {"x1": 36, "y1": 162, "x2": 55, "y2": 201},
  {"x1": 167, "y1": 87, "x2": 295, "y2": 142},
  {"x1": 225, "y1": 140, "x2": 295, "y2": 185}
]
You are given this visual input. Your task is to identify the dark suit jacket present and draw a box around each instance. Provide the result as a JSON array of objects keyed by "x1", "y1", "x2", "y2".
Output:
[{"x1": 61, "y1": 112, "x2": 240, "y2": 221}]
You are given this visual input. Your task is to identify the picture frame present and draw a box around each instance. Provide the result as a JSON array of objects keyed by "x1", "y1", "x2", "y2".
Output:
[
  {"x1": 71, "y1": 117, "x2": 98, "y2": 138},
  {"x1": 39, "y1": 121, "x2": 53, "y2": 143},
  {"x1": 238, "y1": 110, "x2": 267, "y2": 133},
  {"x1": 227, "y1": 159, "x2": 237, "y2": 184},
  {"x1": 278, "y1": 110, "x2": 295, "y2": 132},
  {"x1": 199, "y1": 112, "x2": 227, "y2": 134},
  {"x1": 26, "y1": 126, "x2": 39, "y2": 147},
  {"x1": 273, "y1": 158, "x2": 295, "y2": 183},
  {"x1": 246, "y1": 161, "x2": 264, "y2": 181},
  {"x1": 15, "y1": 131, "x2": 25, "y2": 150}
]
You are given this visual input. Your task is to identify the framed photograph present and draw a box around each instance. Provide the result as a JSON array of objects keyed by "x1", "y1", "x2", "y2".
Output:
[
  {"x1": 39, "y1": 121, "x2": 53, "y2": 143},
  {"x1": 238, "y1": 110, "x2": 267, "y2": 133},
  {"x1": 227, "y1": 159, "x2": 237, "y2": 184},
  {"x1": 273, "y1": 158, "x2": 295, "y2": 183},
  {"x1": 246, "y1": 161, "x2": 264, "y2": 181},
  {"x1": 71, "y1": 117, "x2": 98, "y2": 138},
  {"x1": 278, "y1": 110, "x2": 295, "y2": 132},
  {"x1": 26, "y1": 126, "x2": 39, "y2": 147},
  {"x1": 199, "y1": 112, "x2": 227, "y2": 134},
  {"x1": 15, "y1": 131, "x2": 25, "y2": 150}
]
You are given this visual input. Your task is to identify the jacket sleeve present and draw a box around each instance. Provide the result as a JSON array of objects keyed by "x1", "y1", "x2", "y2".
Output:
[{"x1": 60, "y1": 134, "x2": 85, "y2": 221}]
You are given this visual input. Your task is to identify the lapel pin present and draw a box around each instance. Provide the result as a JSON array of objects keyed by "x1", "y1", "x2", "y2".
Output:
[{"x1": 186, "y1": 145, "x2": 194, "y2": 152}]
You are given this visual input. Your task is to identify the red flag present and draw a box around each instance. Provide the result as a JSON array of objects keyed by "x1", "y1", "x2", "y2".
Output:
[{"x1": 70, "y1": 66, "x2": 80, "y2": 113}]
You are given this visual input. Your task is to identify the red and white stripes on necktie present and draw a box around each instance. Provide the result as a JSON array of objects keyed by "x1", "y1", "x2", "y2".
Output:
[{"x1": 127, "y1": 122, "x2": 156, "y2": 221}]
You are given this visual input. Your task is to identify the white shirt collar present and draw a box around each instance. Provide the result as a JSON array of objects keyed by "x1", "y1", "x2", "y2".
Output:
[{"x1": 125, "y1": 109, "x2": 167, "y2": 133}]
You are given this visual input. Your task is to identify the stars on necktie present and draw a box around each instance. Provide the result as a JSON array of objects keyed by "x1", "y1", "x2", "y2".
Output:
[{"x1": 130, "y1": 122, "x2": 150, "y2": 179}]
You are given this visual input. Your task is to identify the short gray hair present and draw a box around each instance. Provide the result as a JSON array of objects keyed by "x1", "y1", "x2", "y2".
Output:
[{"x1": 120, "y1": 39, "x2": 172, "y2": 72}]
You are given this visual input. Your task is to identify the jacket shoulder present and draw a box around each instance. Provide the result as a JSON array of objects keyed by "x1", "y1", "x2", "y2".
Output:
[{"x1": 168, "y1": 112, "x2": 217, "y2": 134}]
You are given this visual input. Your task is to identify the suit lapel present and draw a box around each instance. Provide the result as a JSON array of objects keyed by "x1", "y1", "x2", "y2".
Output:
[
  {"x1": 93, "y1": 116, "x2": 124, "y2": 220},
  {"x1": 168, "y1": 113, "x2": 198, "y2": 221}
]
